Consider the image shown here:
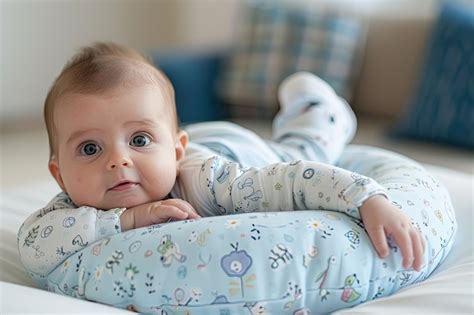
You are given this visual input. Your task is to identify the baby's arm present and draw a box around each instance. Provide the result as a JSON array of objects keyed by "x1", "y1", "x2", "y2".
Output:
[
  {"x1": 17, "y1": 192, "x2": 125, "y2": 277},
  {"x1": 178, "y1": 155, "x2": 423, "y2": 270},
  {"x1": 180, "y1": 156, "x2": 388, "y2": 219},
  {"x1": 18, "y1": 193, "x2": 200, "y2": 277}
]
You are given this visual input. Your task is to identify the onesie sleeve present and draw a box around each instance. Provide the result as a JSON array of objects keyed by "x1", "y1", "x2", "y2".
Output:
[
  {"x1": 17, "y1": 192, "x2": 126, "y2": 277},
  {"x1": 176, "y1": 156, "x2": 388, "y2": 220}
]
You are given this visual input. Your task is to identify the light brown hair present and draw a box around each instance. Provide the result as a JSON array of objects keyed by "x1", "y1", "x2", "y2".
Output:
[{"x1": 44, "y1": 42, "x2": 177, "y2": 159}]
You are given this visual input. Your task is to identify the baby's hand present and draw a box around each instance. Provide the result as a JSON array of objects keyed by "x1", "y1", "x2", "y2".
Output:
[
  {"x1": 120, "y1": 199, "x2": 200, "y2": 231},
  {"x1": 360, "y1": 195, "x2": 425, "y2": 271}
]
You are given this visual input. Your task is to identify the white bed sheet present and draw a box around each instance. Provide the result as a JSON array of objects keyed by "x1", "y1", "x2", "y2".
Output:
[{"x1": 0, "y1": 165, "x2": 472, "y2": 314}]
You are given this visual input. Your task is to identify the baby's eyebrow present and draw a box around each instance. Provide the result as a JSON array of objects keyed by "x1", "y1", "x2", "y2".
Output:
[
  {"x1": 123, "y1": 119, "x2": 159, "y2": 128},
  {"x1": 66, "y1": 128, "x2": 102, "y2": 145}
]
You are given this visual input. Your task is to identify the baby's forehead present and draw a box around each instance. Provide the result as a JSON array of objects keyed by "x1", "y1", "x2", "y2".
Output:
[
  {"x1": 57, "y1": 84, "x2": 166, "y2": 113},
  {"x1": 53, "y1": 85, "x2": 176, "y2": 132},
  {"x1": 62, "y1": 79, "x2": 164, "y2": 103}
]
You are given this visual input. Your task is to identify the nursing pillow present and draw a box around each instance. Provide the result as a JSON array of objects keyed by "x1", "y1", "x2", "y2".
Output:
[{"x1": 42, "y1": 145, "x2": 456, "y2": 314}]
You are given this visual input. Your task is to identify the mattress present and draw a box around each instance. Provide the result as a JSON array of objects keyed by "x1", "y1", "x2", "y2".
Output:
[{"x1": 1, "y1": 164, "x2": 472, "y2": 314}]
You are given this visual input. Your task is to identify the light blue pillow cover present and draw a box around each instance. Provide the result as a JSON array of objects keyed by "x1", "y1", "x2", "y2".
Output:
[{"x1": 41, "y1": 145, "x2": 456, "y2": 314}]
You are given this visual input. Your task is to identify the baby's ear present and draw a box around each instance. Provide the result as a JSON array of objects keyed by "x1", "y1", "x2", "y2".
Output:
[
  {"x1": 48, "y1": 158, "x2": 66, "y2": 192},
  {"x1": 175, "y1": 130, "x2": 189, "y2": 163}
]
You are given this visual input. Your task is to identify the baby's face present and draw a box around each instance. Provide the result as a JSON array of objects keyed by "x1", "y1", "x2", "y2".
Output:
[{"x1": 49, "y1": 85, "x2": 187, "y2": 209}]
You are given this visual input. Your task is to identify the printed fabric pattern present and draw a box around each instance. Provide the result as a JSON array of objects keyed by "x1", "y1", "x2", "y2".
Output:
[{"x1": 32, "y1": 145, "x2": 456, "y2": 314}]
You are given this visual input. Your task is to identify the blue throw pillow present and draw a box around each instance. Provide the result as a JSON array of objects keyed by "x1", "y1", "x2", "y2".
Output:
[
  {"x1": 394, "y1": 3, "x2": 474, "y2": 148},
  {"x1": 152, "y1": 52, "x2": 227, "y2": 124}
]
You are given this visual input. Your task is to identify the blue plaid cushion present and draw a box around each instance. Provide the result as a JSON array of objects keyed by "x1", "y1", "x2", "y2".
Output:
[
  {"x1": 219, "y1": 2, "x2": 365, "y2": 118},
  {"x1": 395, "y1": 3, "x2": 474, "y2": 148}
]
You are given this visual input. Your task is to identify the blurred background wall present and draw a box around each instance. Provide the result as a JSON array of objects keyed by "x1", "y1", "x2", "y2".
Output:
[
  {"x1": 0, "y1": 0, "x2": 442, "y2": 130},
  {"x1": 1, "y1": 0, "x2": 244, "y2": 129}
]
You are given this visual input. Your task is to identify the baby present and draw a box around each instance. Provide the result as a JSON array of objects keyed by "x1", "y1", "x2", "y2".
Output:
[{"x1": 18, "y1": 42, "x2": 424, "y2": 280}]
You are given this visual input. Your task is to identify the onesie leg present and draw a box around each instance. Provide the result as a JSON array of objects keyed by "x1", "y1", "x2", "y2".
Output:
[
  {"x1": 270, "y1": 71, "x2": 357, "y2": 164},
  {"x1": 185, "y1": 121, "x2": 282, "y2": 168}
]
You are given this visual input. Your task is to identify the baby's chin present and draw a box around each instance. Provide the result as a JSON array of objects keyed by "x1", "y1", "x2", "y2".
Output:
[
  {"x1": 103, "y1": 198, "x2": 152, "y2": 210},
  {"x1": 74, "y1": 196, "x2": 153, "y2": 210},
  {"x1": 70, "y1": 187, "x2": 170, "y2": 210}
]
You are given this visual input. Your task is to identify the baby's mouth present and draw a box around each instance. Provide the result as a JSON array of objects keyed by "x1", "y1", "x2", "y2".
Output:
[{"x1": 109, "y1": 181, "x2": 138, "y2": 192}]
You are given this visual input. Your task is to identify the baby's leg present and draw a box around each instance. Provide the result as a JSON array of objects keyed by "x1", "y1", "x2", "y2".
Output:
[
  {"x1": 185, "y1": 121, "x2": 283, "y2": 168},
  {"x1": 269, "y1": 71, "x2": 357, "y2": 164}
]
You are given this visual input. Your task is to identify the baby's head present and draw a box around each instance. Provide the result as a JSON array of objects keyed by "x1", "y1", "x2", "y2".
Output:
[{"x1": 45, "y1": 42, "x2": 188, "y2": 209}]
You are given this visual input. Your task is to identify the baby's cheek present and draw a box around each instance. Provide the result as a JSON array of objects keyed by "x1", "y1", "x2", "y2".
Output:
[
  {"x1": 68, "y1": 174, "x2": 99, "y2": 206},
  {"x1": 147, "y1": 177, "x2": 175, "y2": 201},
  {"x1": 70, "y1": 174, "x2": 87, "y2": 193}
]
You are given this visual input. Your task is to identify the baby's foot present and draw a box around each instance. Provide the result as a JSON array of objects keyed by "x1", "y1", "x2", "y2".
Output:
[{"x1": 274, "y1": 71, "x2": 357, "y2": 143}]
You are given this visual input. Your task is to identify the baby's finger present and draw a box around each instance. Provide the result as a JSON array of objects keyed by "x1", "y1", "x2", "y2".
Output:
[
  {"x1": 171, "y1": 200, "x2": 199, "y2": 219},
  {"x1": 410, "y1": 229, "x2": 424, "y2": 271},
  {"x1": 163, "y1": 199, "x2": 200, "y2": 219},
  {"x1": 177, "y1": 200, "x2": 200, "y2": 219},
  {"x1": 392, "y1": 227, "x2": 413, "y2": 269},
  {"x1": 366, "y1": 226, "x2": 389, "y2": 258},
  {"x1": 186, "y1": 210, "x2": 200, "y2": 219},
  {"x1": 152, "y1": 205, "x2": 189, "y2": 222}
]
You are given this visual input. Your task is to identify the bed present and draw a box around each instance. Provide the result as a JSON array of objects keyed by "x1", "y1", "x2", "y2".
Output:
[{"x1": 0, "y1": 120, "x2": 472, "y2": 314}]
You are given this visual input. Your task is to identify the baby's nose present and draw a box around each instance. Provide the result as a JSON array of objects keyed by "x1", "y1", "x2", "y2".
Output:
[
  {"x1": 107, "y1": 153, "x2": 133, "y2": 170},
  {"x1": 108, "y1": 160, "x2": 129, "y2": 169}
]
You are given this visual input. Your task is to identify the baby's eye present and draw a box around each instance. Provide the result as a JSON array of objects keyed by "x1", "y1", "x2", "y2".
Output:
[
  {"x1": 79, "y1": 142, "x2": 101, "y2": 156},
  {"x1": 130, "y1": 133, "x2": 151, "y2": 147}
]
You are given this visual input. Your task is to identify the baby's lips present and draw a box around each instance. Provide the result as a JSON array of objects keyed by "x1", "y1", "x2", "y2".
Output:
[{"x1": 108, "y1": 180, "x2": 138, "y2": 191}]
